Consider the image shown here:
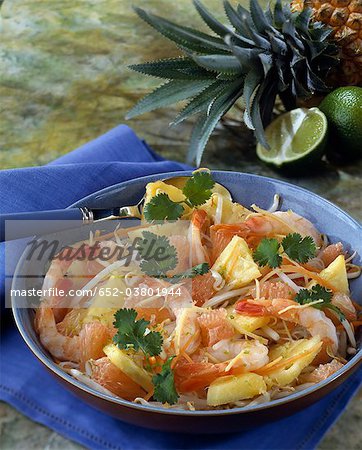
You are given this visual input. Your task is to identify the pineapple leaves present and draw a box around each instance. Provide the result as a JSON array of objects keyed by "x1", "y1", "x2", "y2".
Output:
[
  {"x1": 172, "y1": 80, "x2": 228, "y2": 125},
  {"x1": 129, "y1": 58, "x2": 212, "y2": 80},
  {"x1": 193, "y1": 0, "x2": 231, "y2": 38},
  {"x1": 134, "y1": 7, "x2": 229, "y2": 54},
  {"x1": 128, "y1": 0, "x2": 339, "y2": 164},
  {"x1": 191, "y1": 54, "x2": 242, "y2": 75},
  {"x1": 187, "y1": 81, "x2": 242, "y2": 165},
  {"x1": 125, "y1": 79, "x2": 214, "y2": 119}
]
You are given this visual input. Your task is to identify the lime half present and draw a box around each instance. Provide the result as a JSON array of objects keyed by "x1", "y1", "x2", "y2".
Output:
[{"x1": 257, "y1": 107, "x2": 328, "y2": 170}]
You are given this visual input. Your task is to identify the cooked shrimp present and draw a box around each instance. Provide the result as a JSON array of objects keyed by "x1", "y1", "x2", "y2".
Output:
[
  {"x1": 236, "y1": 298, "x2": 338, "y2": 359},
  {"x1": 331, "y1": 293, "x2": 357, "y2": 321},
  {"x1": 197, "y1": 309, "x2": 234, "y2": 346},
  {"x1": 245, "y1": 211, "x2": 322, "y2": 246},
  {"x1": 207, "y1": 339, "x2": 269, "y2": 370},
  {"x1": 189, "y1": 210, "x2": 210, "y2": 266},
  {"x1": 319, "y1": 243, "x2": 344, "y2": 267},
  {"x1": 299, "y1": 359, "x2": 343, "y2": 384},
  {"x1": 35, "y1": 306, "x2": 80, "y2": 362}
]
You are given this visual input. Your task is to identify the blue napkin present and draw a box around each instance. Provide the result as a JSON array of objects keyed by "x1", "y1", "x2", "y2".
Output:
[{"x1": 1, "y1": 125, "x2": 361, "y2": 450}]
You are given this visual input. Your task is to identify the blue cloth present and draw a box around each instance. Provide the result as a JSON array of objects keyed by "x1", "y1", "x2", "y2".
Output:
[{"x1": 0, "y1": 125, "x2": 361, "y2": 450}]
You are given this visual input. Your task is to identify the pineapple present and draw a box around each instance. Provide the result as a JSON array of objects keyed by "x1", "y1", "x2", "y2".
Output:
[
  {"x1": 126, "y1": 0, "x2": 359, "y2": 164},
  {"x1": 291, "y1": 0, "x2": 362, "y2": 86}
]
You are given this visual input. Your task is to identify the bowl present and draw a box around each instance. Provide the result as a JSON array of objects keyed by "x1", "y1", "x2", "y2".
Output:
[{"x1": 11, "y1": 170, "x2": 362, "y2": 433}]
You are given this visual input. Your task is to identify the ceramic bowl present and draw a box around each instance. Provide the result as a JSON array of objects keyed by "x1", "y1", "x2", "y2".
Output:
[{"x1": 11, "y1": 170, "x2": 362, "y2": 433}]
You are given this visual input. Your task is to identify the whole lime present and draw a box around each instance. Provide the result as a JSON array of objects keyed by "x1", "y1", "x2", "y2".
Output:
[{"x1": 319, "y1": 87, "x2": 362, "y2": 162}]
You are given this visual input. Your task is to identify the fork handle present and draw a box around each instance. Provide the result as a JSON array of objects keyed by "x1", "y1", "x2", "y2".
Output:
[{"x1": 0, "y1": 208, "x2": 88, "y2": 242}]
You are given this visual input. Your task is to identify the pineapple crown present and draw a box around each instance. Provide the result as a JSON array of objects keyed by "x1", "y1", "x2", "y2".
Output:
[{"x1": 126, "y1": 0, "x2": 339, "y2": 165}]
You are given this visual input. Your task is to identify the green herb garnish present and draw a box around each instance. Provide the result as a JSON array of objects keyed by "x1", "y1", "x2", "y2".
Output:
[
  {"x1": 253, "y1": 238, "x2": 282, "y2": 268},
  {"x1": 152, "y1": 357, "x2": 179, "y2": 405},
  {"x1": 295, "y1": 284, "x2": 345, "y2": 320},
  {"x1": 113, "y1": 308, "x2": 163, "y2": 356},
  {"x1": 170, "y1": 262, "x2": 209, "y2": 282},
  {"x1": 282, "y1": 233, "x2": 316, "y2": 263},
  {"x1": 143, "y1": 172, "x2": 215, "y2": 222},
  {"x1": 253, "y1": 232, "x2": 316, "y2": 268},
  {"x1": 136, "y1": 231, "x2": 178, "y2": 277}
]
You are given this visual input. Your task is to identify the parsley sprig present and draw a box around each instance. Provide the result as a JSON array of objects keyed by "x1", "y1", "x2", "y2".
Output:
[
  {"x1": 143, "y1": 172, "x2": 215, "y2": 222},
  {"x1": 113, "y1": 308, "x2": 163, "y2": 356},
  {"x1": 170, "y1": 262, "x2": 209, "y2": 282},
  {"x1": 113, "y1": 309, "x2": 179, "y2": 405},
  {"x1": 152, "y1": 356, "x2": 179, "y2": 405},
  {"x1": 295, "y1": 284, "x2": 345, "y2": 321},
  {"x1": 253, "y1": 232, "x2": 316, "y2": 268},
  {"x1": 136, "y1": 231, "x2": 178, "y2": 277},
  {"x1": 136, "y1": 231, "x2": 210, "y2": 280}
]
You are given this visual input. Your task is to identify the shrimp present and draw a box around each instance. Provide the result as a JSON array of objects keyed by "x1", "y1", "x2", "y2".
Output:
[
  {"x1": 331, "y1": 292, "x2": 357, "y2": 321},
  {"x1": 319, "y1": 243, "x2": 344, "y2": 267},
  {"x1": 206, "y1": 339, "x2": 269, "y2": 370},
  {"x1": 189, "y1": 210, "x2": 210, "y2": 266},
  {"x1": 174, "y1": 340, "x2": 268, "y2": 393},
  {"x1": 197, "y1": 309, "x2": 235, "y2": 346},
  {"x1": 236, "y1": 298, "x2": 338, "y2": 360},
  {"x1": 250, "y1": 281, "x2": 294, "y2": 300},
  {"x1": 245, "y1": 211, "x2": 322, "y2": 246},
  {"x1": 299, "y1": 359, "x2": 343, "y2": 384},
  {"x1": 35, "y1": 306, "x2": 80, "y2": 362}
]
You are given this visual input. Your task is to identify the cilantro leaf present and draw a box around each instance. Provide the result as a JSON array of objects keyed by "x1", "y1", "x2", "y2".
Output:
[
  {"x1": 143, "y1": 193, "x2": 184, "y2": 222},
  {"x1": 170, "y1": 262, "x2": 210, "y2": 282},
  {"x1": 152, "y1": 357, "x2": 179, "y2": 405},
  {"x1": 182, "y1": 172, "x2": 215, "y2": 207},
  {"x1": 295, "y1": 284, "x2": 345, "y2": 321},
  {"x1": 253, "y1": 238, "x2": 282, "y2": 268},
  {"x1": 137, "y1": 231, "x2": 178, "y2": 277},
  {"x1": 295, "y1": 284, "x2": 332, "y2": 305},
  {"x1": 113, "y1": 308, "x2": 163, "y2": 356},
  {"x1": 282, "y1": 233, "x2": 316, "y2": 263}
]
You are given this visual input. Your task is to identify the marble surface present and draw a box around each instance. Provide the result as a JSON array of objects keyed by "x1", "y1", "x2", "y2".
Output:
[{"x1": 0, "y1": 0, "x2": 361, "y2": 449}]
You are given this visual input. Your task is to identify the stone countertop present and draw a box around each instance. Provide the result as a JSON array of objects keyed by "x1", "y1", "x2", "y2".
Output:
[{"x1": 0, "y1": 0, "x2": 361, "y2": 448}]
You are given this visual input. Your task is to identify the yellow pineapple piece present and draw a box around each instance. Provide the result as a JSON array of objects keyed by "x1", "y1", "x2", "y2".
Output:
[
  {"x1": 207, "y1": 373, "x2": 266, "y2": 406},
  {"x1": 199, "y1": 194, "x2": 250, "y2": 224},
  {"x1": 143, "y1": 180, "x2": 191, "y2": 217},
  {"x1": 103, "y1": 344, "x2": 153, "y2": 391},
  {"x1": 319, "y1": 255, "x2": 349, "y2": 294},
  {"x1": 263, "y1": 337, "x2": 322, "y2": 388},
  {"x1": 212, "y1": 236, "x2": 261, "y2": 288},
  {"x1": 226, "y1": 306, "x2": 270, "y2": 333}
]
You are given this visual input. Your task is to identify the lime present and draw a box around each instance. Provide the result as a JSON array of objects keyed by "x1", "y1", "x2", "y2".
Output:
[
  {"x1": 256, "y1": 107, "x2": 328, "y2": 170},
  {"x1": 319, "y1": 86, "x2": 362, "y2": 162}
]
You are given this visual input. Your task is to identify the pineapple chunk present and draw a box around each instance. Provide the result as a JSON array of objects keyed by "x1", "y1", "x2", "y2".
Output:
[
  {"x1": 227, "y1": 306, "x2": 270, "y2": 333},
  {"x1": 212, "y1": 236, "x2": 261, "y2": 288},
  {"x1": 319, "y1": 255, "x2": 349, "y2": 294},
  {"x1": 207, "y1": 373, "x2": 266, "y2": 406},
  {"x1": 103, "y1": 344, "x2": 153, "y2": 391},
  {"x1": 143, "y1": 180, "x2": 191, "y2": 217},
  {"x1": 199, "y1": 194, "x2": 249, "y2": 224},
  {"x1": 84, "y1": 276, "x2": 125, "y2": 328},
  {"x1": 264, "y1": 337, "x2": 322, "y2": 389}
]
